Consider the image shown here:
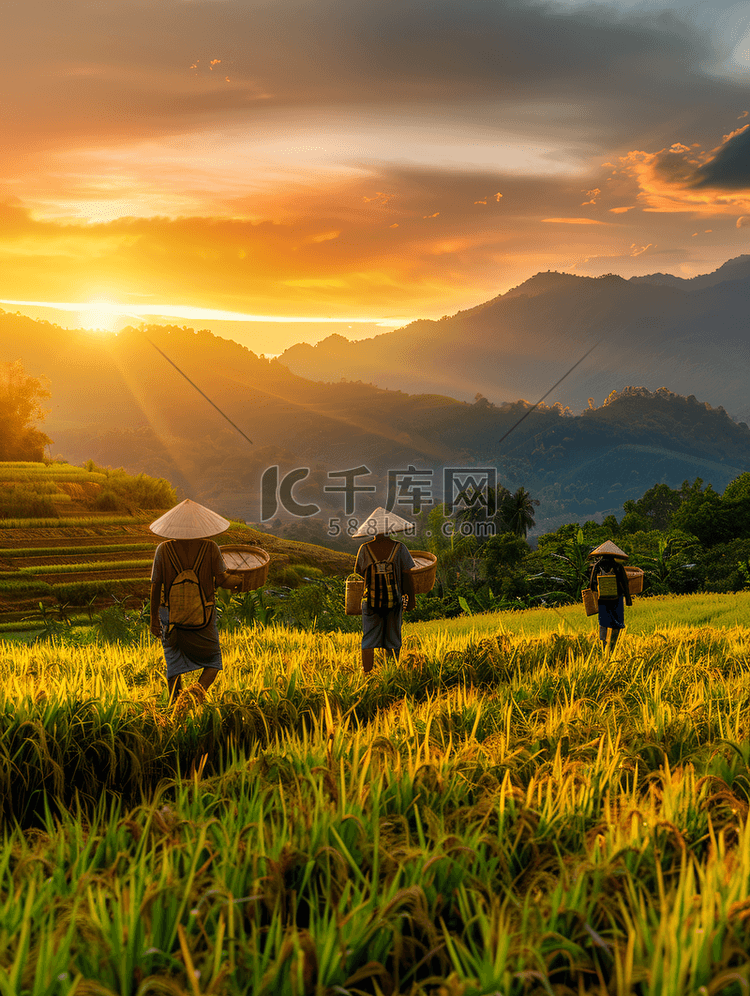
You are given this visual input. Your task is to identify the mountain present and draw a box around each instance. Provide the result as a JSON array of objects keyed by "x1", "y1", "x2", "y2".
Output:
[
  {"x1": 277, "y1": 255, "x2": 750, "y2": 423},
  {"x1": 2, "y1": 310, "x2": 749, "y2": 535}
]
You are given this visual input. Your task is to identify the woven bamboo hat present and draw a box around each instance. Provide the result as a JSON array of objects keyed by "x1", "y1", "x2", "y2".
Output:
[
  {"x1": 353, "y1": 506, "x2": 414, "y2": 538},
  {"x1": 149, "y1": 499, "x2": 231, "y2": 539},
  {"x1": 589, "y1": 539, "x2": 628, "y2": 561}
]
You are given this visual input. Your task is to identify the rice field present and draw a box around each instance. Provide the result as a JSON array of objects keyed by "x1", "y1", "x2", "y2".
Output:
[
  {"x1": 0, "y1": 515, "x2": 154, "y2": 529},
  {"x1": 2, "y1": 594, "x2": 750, "y2": 993}
]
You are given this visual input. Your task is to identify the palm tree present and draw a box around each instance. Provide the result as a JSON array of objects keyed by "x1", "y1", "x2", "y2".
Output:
[
  {"x1": 503, "y1": 487, "x2": 539, "y2": 538},
  {"x1": 455, "y1": 485, "x2": 509, "y2": 542}
]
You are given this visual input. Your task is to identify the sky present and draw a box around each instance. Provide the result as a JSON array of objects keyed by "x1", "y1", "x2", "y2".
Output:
[{"x1": 2, "y1": 0, "x2": 750, "y2": 352}]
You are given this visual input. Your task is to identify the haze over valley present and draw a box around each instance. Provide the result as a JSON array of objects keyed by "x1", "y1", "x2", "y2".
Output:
[{"x1": 3, "y1": 252, "x2": 749, "y2": 535}]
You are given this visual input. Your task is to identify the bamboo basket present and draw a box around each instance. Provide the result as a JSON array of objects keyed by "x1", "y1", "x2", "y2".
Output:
[
  {"x1": 220, "y1": 545, "x2": 270, "y2": 591},
  {"x1": 582, "y1": 588, "x2": 598, "y2": 616},
  {"x1": 345, "y1": 573, "x2": 365, "y2": 615},
  {"x1": 409, "y1": 550, "x2": 437, "y2": 594},
  {"x1": 625, "y1": 566, "x2": 644, "y2": 595}
]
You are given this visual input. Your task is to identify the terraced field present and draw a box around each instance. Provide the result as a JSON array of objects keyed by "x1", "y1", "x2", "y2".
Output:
[
  {"x1": 0, "y1": 519, "x2": 160, "y2": 621},
  {"x1": 0, "y1": 461, "x2": 355, "y2": 627},
  {"x1": 0, "y1": 521, "x2": 355, "y2": 627}
]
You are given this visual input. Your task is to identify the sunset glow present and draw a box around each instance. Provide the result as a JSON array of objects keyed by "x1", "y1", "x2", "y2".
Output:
[
  {"x1": 3, "y1": 0, "x2": 750, "y2": 345},
  {"x1": 77, "y1": 300, "x2": 125, "y2": 335}
]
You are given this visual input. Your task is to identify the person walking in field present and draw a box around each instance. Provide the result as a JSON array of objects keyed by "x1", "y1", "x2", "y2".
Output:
[
  {"x1": 588, "y1": 539, "x2": 632, "y2": 652},
  {"x1": 353, "y1": 508, "x2": 416, "y2": 673},
  {"x1": 149, "y1": 499, "x2": 244, "y2": 704}
]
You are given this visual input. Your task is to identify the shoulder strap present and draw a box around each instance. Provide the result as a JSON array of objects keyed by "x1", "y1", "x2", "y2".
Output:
[
  {"x1": 165, "y1": 541, "x2": 209, "y2": 574},
  {"x1": 362, "y1": 541, "x2": 377, "y2": 567},
  {"x1": 165, "y1": 541, "x2": 184, "y2": 573},
  {"x1": 192, "y1": 540, "x2": 209, "y2": 573},
  {"x1": 363, "y1": 541, "x2": 399, "y2": 566}
]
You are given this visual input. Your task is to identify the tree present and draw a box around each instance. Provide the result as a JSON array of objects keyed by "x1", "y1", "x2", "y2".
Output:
[
  {"x1": 0, "y1": 361, "x2": 52, "y2": 461},
  {"x1": 455, "y1": 484, "x2": 510, "y2": 543},
  {"x1": 671, "y1": 480, "x2": 735, "y2": 546},
  {"x1": 502, "y1": 486, "x2": 539, "y2": 538},
  {"x1": 724, "y1": 473, "x2": 750, "y2": 503}
]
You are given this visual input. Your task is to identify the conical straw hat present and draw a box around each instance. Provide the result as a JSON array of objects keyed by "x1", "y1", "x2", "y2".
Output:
[
  {"x1": 589, "y1": 539, "x2": 628, "y2": 561},
  {"x1": 149, "y1": 499, "x2": 231, "y2": 539},
  {"x1": 352, "y1": 506, "x2": 414, "y2": 538}
]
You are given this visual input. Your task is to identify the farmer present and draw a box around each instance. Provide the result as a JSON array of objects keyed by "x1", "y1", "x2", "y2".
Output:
[
  {"x1": 588, "y1": 539, "x2": 632, "y2": 652},
  {"x1": 149, "y1": 499, "x2": 243, "y2": 703},
  {"x1": 353, "y1": 507, "x2": 416, "y2": 673}
]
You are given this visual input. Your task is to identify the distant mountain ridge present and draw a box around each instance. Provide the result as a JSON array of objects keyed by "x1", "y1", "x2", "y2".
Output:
[
  {"x1": 1, "y1": 307, "x2": 749, "y2": 533},
  {"x1": 278, "y1": 254, "x2": 750, "y2": 424},
  {"x1": 630, "y1": 254, "x2": 750, "y2": 291}
]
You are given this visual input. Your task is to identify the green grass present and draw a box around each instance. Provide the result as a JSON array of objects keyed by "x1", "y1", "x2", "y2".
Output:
[
  {"x1": 0, "y1": 515, "x2": 153, "y2": 528},
  {"x1": 14, "y1": 558, "x2": 153, "y2": 575},
  {"x1": 0, "y1": 465, "x2": 108, "y2": 481},
  {"x1": 431, "y1": 590, "x2": 750, "y2": 641},
  {"x1": 0, "y1": 577, "x2": 151, "y2": 602},
  {"x1": 1, "y1": 594, "x2": 750, "y2": 993},
  {"x1": 3, "y1": 543, "x2": 156, "y2": 558},
  {"x1": 0, "y1": 579, "x2": 52, "y2": 594}
]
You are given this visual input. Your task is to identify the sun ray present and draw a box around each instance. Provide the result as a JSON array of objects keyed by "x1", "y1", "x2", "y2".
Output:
[{"x1": 76, "y1": 299, "x2": 126, "y2": 334}]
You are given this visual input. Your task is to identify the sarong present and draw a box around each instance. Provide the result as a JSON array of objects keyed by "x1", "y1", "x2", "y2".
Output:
[
  {"x1": 361, "y1": 603, "x2": 404, "y2": 651},
  {"x1": 158, "y1": 606, "x2": 223, "y2": 680},
  {"x1": 597, "y1": 596, "x2": 625, "y2": 631}
]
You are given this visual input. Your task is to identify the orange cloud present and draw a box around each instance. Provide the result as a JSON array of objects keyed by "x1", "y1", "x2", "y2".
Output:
[
  {"x1": 542, "y1": 217, "x2": 606, "y2": 225},
  {"x1": 363, "y1": 192, "x2": 395, "y2": 205},
  {"x1": 0, "y1": 189, "x2": 523, "y2": 321},
  {"x1": 615, "y1": 126, "x2": 750, "y2": 216},
  {"x1": 307, "y1": 230, "x2": 341, "y2": 243}
]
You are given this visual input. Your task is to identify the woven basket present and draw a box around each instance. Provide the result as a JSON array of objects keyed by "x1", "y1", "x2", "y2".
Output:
[
  {"x1": 582, "y1": 588, "x2": 598, "y2": 616},
  {"x1": 409, "y1": 550, "x2": 437, "y2": 594},
  {"x1": 597, "y1": 572, "x2": 619, "y2": 599},
  {"x1": 220, "y1": 545, "x2": 270, "y2": 591},
  {"x1": 625, "y1": 566, "x2": 644, "y2": 595},
  {"x1": 345, "y1": 574, "x2": 365, "y2": 615}
]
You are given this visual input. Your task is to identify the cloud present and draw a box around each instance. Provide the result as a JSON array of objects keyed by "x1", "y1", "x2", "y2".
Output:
[
  {"x1": 690, "y1": 125, "x2": 750, "y2": 189},
  {"x1": 3, "y1": 0, "x2": 744, "y2": 173},
  {"x1": 614, "y1": 125, "x2": 750, "y2": 215},
  {"x1": 6, "y1": 0, "x2": 750, "y2": 322},
  {"x1": 581, "y1": 188, "x2": 600, "y2": 206},
  {"x1": 0, "y1": 160, "x2": 665, "y2": 319},
  {"x1": 542, "y1": 218, "x2": 607, "y2": 225},
  {"x1": 307, "y1": 231, "x2": 341, "y2": 243},
  {"x1": 363, "y1": 192, "x2": 396, "y2": 205}
]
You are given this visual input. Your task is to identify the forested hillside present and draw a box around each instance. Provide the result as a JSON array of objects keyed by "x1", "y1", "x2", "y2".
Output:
[{"x1": 2, "y1": 311, "x2": 748, "y2": 530}]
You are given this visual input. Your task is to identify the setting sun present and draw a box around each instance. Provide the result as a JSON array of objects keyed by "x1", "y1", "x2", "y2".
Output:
[{"x1": 76, "y1": 300, "x2": 124, "y2": 334}]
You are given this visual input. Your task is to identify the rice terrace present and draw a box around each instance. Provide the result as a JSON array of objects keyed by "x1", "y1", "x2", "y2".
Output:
[{"x1": 2, "y1": 464, "x2": 750, "y2": 993}]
